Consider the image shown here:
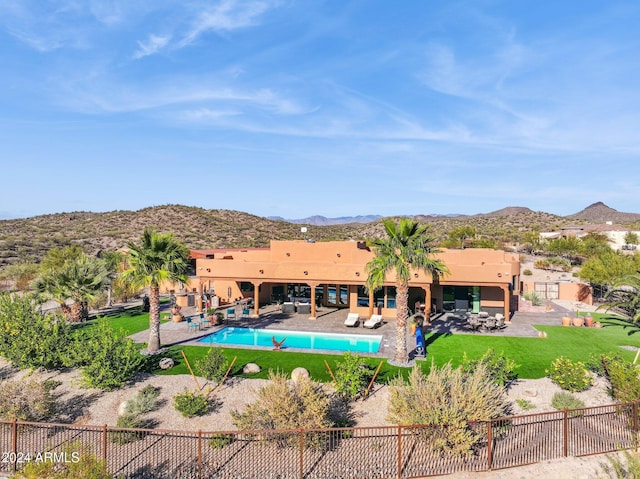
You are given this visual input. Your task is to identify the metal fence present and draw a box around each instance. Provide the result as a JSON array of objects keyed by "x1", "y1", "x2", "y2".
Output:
[{"x1": 1, "y1": 401, "x2": 638, "y2": 478}]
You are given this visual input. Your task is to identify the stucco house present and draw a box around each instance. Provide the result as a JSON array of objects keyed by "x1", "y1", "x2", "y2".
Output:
[{"x1": 183, "y1": 240, "x2": 521, "y2": 321}]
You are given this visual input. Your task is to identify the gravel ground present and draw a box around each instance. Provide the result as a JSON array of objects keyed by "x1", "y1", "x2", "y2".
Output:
[{"x1": 0, "y1": 356, "x2": 626, "y2": 478}]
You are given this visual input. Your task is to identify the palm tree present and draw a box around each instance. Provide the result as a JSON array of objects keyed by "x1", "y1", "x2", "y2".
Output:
[
  {"x1": 122, "y1": 228, "x2": 189, "y2": 352},
  {"x1": 599, "y1": 273, "x2": 640, "y2": 323},
  {"x1": 366, "y1": 218, "x2": 448, "y2": 365},
  {"x1": 34, "y1": 254, "x2": 109, "y2": 322}
]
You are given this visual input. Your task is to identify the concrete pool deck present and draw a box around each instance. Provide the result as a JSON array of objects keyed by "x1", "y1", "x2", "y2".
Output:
[{"x1": 128, "y1": 299, "x2": 598, "y2": 359}]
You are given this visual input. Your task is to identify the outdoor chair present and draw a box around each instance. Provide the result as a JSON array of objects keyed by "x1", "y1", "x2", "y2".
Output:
[
  {"x1": 483, "y1": 317, "x2": 497, "y2": 331},
  {"x1": 200, "y1": 312, "x2": 211, "y2": 329},
  {"x1": 344, "y1": 313, "x2": 359, "y2": 327},
  {"x1": 227, "y1": 308, "x2": 236, "y2": 320},
  {"x1": 363, "y1": 314, "x2": 383, "y2": 329},
  {"x1": 241, "y1": 308, "x2": 251, "y2": 319},
  {"x1": 185, "y1": 316, "x2": 199, "y2": 332},
  {"x1": 468, "y1": 316, "x2": 481, "y2": 332},
  {"x1": 495, "y1": 316, "x2": 506, "y2": 329}
]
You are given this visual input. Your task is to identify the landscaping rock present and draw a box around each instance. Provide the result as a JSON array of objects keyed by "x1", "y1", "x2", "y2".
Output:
[
  {"x1": 117, "y1": 401, "x2": 128, "y2": 417},
  {"x1": 291, "y1": 367, "x2": 309, "y2": 382},
  {"x1": 243, "y1": 363, "x2": 261, "y2": 374},
  {"x1": 523, "y1": 389, "x2": 538, "y2": 397},
  {"x1": 159, "y1": 358, "x2": 174, "y2": 370}
]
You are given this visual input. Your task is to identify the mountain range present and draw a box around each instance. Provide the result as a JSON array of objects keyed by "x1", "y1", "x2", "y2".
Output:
[
  {"x1": 0, "y1": 202, "x2": 638, "y2": 269},
  {"x1": 273, "y1": 202, "x2": 640, "y2": 226}
]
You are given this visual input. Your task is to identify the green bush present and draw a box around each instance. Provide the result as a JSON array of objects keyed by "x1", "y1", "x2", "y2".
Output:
[
  {"x1": 551, "y1": 391, "x2": 585, "y2": 411},
  {"x1": 515, "y1": 398, "x2": 535, "y2": 411},
  {"x1": 587, "y1": 352, "x2": 623, "y2": 377},
  {"x1": 208, "y1": 433, "x2": 235, "y2": 449},
  {"x1": 523, "y1": 292, "x2": 543, "y2": 306},
  {"x1": 10, "y1": 442, "x2": 111, "y2": 479},
  {"x1": 333, "y1": 352, "x2": 372, "y2": 400},
  {"x1": 65, "y1": 317, "x2": 145, "y2": 390},
  {"x1": 600, "y1": 450, "x2": 640, "y2": 478},
  {"x1": 195, "y1": 347, "x2": 228, "y2": 383},
  {"x1": 387, "y1": 362, "x2": 510, "y2": 456},
  {"x1": 110, "y1": 414, "x2": 150, "y2": 445},
  {"x1": 547, "y1": 357, "x2": 594, "y2": 392},
  {"x1": 602, "y1": 356, "x2": 640, "y2": 403},
  {"x1": 0, "y1": 377, "x2": 55, "y2": 421},
  {"x1": 173, "y1": 389, "x2": 209, "y2": 417},
  {"x1": 462, "y1": 348, "x2": 519, "y2": 387},
  {"x1": 522, "y1": 269, "x2": 533, "y2": 276},
  {"x1": 0, "y1": 292, "x2": 73, "y2": 370},
  {"x1": 123, "y1": 385, "x2": 161, "y2": 416}
]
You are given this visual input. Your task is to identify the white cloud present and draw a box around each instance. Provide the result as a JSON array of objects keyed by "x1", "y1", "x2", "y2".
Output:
[
  {"x1": 178, "y1": 0, "x2": 278, "y2": 47},
  {"x1": 133, "y1": 34, "x2": 172, "y2": 59}
]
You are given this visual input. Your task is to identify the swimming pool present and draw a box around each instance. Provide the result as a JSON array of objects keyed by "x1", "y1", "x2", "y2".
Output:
[{"x1": 198, "y1": 327, "x2": 382, "y2": 353}]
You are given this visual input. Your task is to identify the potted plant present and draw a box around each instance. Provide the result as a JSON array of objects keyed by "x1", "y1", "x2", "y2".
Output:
[
  {"x1": 214, "y1": 312, "x2": 224, "y2": 325},
  {"x1": 584, "y1": 315, "x2": 594, "y2": 327},
  {"x1": 172, "y1": 305, "x2": 183, "y2": 322},
  {"x1": 572, "y1": 316, "x2": 584, "y2": 327},
  {"x1": 561, "y1": 316, "x2": 572, "y2": 327}
]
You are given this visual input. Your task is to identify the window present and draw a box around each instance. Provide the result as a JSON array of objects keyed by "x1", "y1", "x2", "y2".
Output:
[
  {"x1": 357, "y1": 286, "x2": 369, "y2": 307},
  {"x1": 386, "y1": 286, "x2": 396, "y2": 308}
]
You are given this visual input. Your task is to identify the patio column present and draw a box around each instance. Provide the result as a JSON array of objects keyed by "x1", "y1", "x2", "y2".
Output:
[
  {"x1": 368, "y1": 289, "x2": 374, "y2": 318},
  {"x1": 502, "y1": 285, "x2": 511, "y2": 323},
  {"x1": 251, "y1": 281, "x2": 262, "y2": 318},
  {"x1": 306, "y1": 282, "x2": 319, "y2": 320},
  {"x1": 423, "y1": 286, "x2": 432, "y2": 320}
]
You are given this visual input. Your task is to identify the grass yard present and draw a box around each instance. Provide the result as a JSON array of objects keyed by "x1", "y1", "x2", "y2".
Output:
[{"x1": 104, "y1": 306, "x2": 640, "y2": 383}]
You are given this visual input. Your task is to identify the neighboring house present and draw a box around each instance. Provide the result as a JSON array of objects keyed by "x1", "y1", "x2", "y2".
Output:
[
  {"x1": 540, "y1": 223, "x2": 640, "y2": 251},
  {"x1": 186, "y1": 240, "x2": 521, "y2": 321}
]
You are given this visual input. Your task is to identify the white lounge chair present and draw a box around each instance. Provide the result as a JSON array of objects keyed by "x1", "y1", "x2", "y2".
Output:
[
  {"x1": 344, "y1": 313, "x2": 359, "y2": 327},
  {"x1": 363, "y1": 314, "x2": 383, "y2": 329}
]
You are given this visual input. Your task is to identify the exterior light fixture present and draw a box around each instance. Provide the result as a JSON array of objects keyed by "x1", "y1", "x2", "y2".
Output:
[
  {"x1": 206, "y1": 268, "x2": 211, "y2": 272},
  {"x1": 414, "y1": 273, "x2": 419, "y2": 278},
  {"x1": 355, "y1": 272, "x2": 360, "y2": 276},
  {"x1": 259, "y1": 269, "x2": 264, "y2": 274},
  {"x1": 336, "y1": 253, "x2": 341, "y2": 257},
  {"x1": 286, "y1": 252, "x2": 290, "y2": 256},
  {"x1": 304, "y1": 271, "x2": 308, "y2": 275}
]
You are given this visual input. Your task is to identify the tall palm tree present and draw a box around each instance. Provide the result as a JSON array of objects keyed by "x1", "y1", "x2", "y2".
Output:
[
  {"x1": 34, "y1": 254, "x2": 109, "y2": 322},
  {"x1": 366, "y1": 218, "x2": 448, "y2": 365},
  {"x1": 122, "y1": 228, "x2": 189, "y2": 352}
]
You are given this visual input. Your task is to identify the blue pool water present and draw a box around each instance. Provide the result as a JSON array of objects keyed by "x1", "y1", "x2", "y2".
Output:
[{"x1": 198, "y1": 327, "x2": 382, "y2": 353}]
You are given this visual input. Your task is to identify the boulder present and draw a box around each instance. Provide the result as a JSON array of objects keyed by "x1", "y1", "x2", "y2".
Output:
[
  {"x1": 291, "y1": 367, "x2": 310, "y2": 382},
  {"x1": 159, "y1": 357, "x2": 174, "y2": 370},
  {"x1": 243, "y1": 363, "x2": 261, "y2": 374}
]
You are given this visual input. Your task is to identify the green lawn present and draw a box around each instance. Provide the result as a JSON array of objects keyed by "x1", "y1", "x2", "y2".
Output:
[{"x1": 101, "y1": 307, "x2": 640, "y2": 382}]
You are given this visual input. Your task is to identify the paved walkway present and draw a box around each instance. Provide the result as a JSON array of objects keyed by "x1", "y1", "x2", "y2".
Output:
[{"x1": 129, "y1": 298, "x2": 600, "y2": 359}]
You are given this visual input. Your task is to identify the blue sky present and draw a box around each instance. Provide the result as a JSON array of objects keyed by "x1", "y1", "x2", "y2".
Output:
[{"x1": 1, "y1": 0, "x2": 639, "y2": 220}]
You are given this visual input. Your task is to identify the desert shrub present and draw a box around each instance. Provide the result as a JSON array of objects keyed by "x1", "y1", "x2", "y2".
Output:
[
  {"x1": 515, "y1": 398, "x2": 535, "y2": 411},
  {"x1": 123, "y1": 385, "x2": 161, "y2": 416},
  {"x1": 387, "y1": 362, "x2": 510, "y2": 456},
  {"x1": 65, "y1": 318, "x2": 145, "y2": 390},
  {"x1": 600, "y1": 450, "x2": 640, "y2": 478},
  {"x1": 0, "y1": 377, "x2": 55, "y2": 421},
  {"x1": 602, "y1": 356, "x2": 640, "y2": 403},
  {"x1": 461, "y1": 348, "x2": 519, "y2": 387},
  {"x1": 0, "y1": 292, "x2": 73, "y2": 370},
  {"x1": 231, "y1": 370, "x2": 347, "y2": 449},
  {"x1": 522, "y1": 269, "x2": 533, "y2": 276},
  {"x1": 195, "y1": 347, "x2": 228, "y2": 383},
  {"x1": 523, "y1": 291, "x2": 543, "y2": 306},
  {"x1": 110, "y1": 414, "x2": 150, "y2": 445},
  {"x1": 10, "y1": 442, "x2": 111, "y2": 479},
  {"x1": 333, "y1": 352, "x2": 372, "y2": 400},
  {"x1": 551, "y1": 391, "x2": 585, "y2": 411},
  {"x1": 208, "y1": 433, "x2": 235, "y2": 449},
  {"x1": 547, "y1": 357, "x2": 594, "y2": 392},
  {"x1": 587, "y1": 352, "x2": 624, "y2": 377},
  {"x1": 173, "y1": 389, "x2": 209, "y2": 417}
]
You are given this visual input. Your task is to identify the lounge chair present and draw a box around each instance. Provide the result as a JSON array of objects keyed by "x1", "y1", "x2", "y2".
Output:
[
  {"x1": 344, "y1": 313, "x2": 359, "y2": 327},
  {"x1": 185, "y1": 316, "x2": 199, "y2": 332},
  {"x1": 363, "y1": 314, "x2": 383, "y2": 329},
  {"x1": 226, "y1": 308, "x2": 236, "y2": 320}
]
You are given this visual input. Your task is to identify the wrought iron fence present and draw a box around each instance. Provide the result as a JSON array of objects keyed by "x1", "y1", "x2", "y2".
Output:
[{"x1": 1, "y1": 401, "x2": 638, "y2": 478}]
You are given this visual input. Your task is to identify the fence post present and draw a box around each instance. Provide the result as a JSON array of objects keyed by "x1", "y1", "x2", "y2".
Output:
[
  {"x1": 634, "y1": 402, "x2": 639, "y2": 450},
  {"x1": 299, "y1": 428, "x2": 304, "y2": 479},
  {"x1": 198, "y1": 430, "x2": 202, "y2": 479},
  {"x1": 487, "y1": 420, "x2": 493, "y2": 470},
  {"x1": 397, "y1": 426, "x2": 402, "y2": 479},
  {"x1": 563, "y1": 409, "x2": 568, "y2": 457},
  {"x1": 102, "y1": 425, "x2": 107, "y2": 464},
  {"x1": 11, "y1": 420, "x2": 17, "y2": 473}
]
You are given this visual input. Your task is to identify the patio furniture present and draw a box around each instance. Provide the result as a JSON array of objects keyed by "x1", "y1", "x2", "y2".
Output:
[
  {"x1": 468, "y1": 316, "x2": 481, "y2": 332},
  {"x1": 241, "y1": 308, "x2": 251, "y2": 319},
  {"x1": 200, "y1": 313, "x2": 211, "y2": 329},
  {"x1": 483, "y1": 317, "x2": 497, "y2": 331},
  {"x1": 186, "y1": 316, "x2": 199, "y2": 332},
  {"x1": 478, "y1": 311, "x2": 489, "y2": 319},
  {"x1": 363, "y1": 314, "x2": 383, "y2": 329},
  {"x1": 495, "y1": 315, "x2": 506, "y2": 330},
  {"x1": 344, "y1": 313, "x2": 359, "y2": 327},
  {"x1": 226, "y1": 308, "x2": 236, "y2": 320},
  {"x1": 297, "y1": 303, "x2": 311, "y2": 315},
  {"x1": 282, "y1": 302, "x2": 295, "y2": 314}
]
